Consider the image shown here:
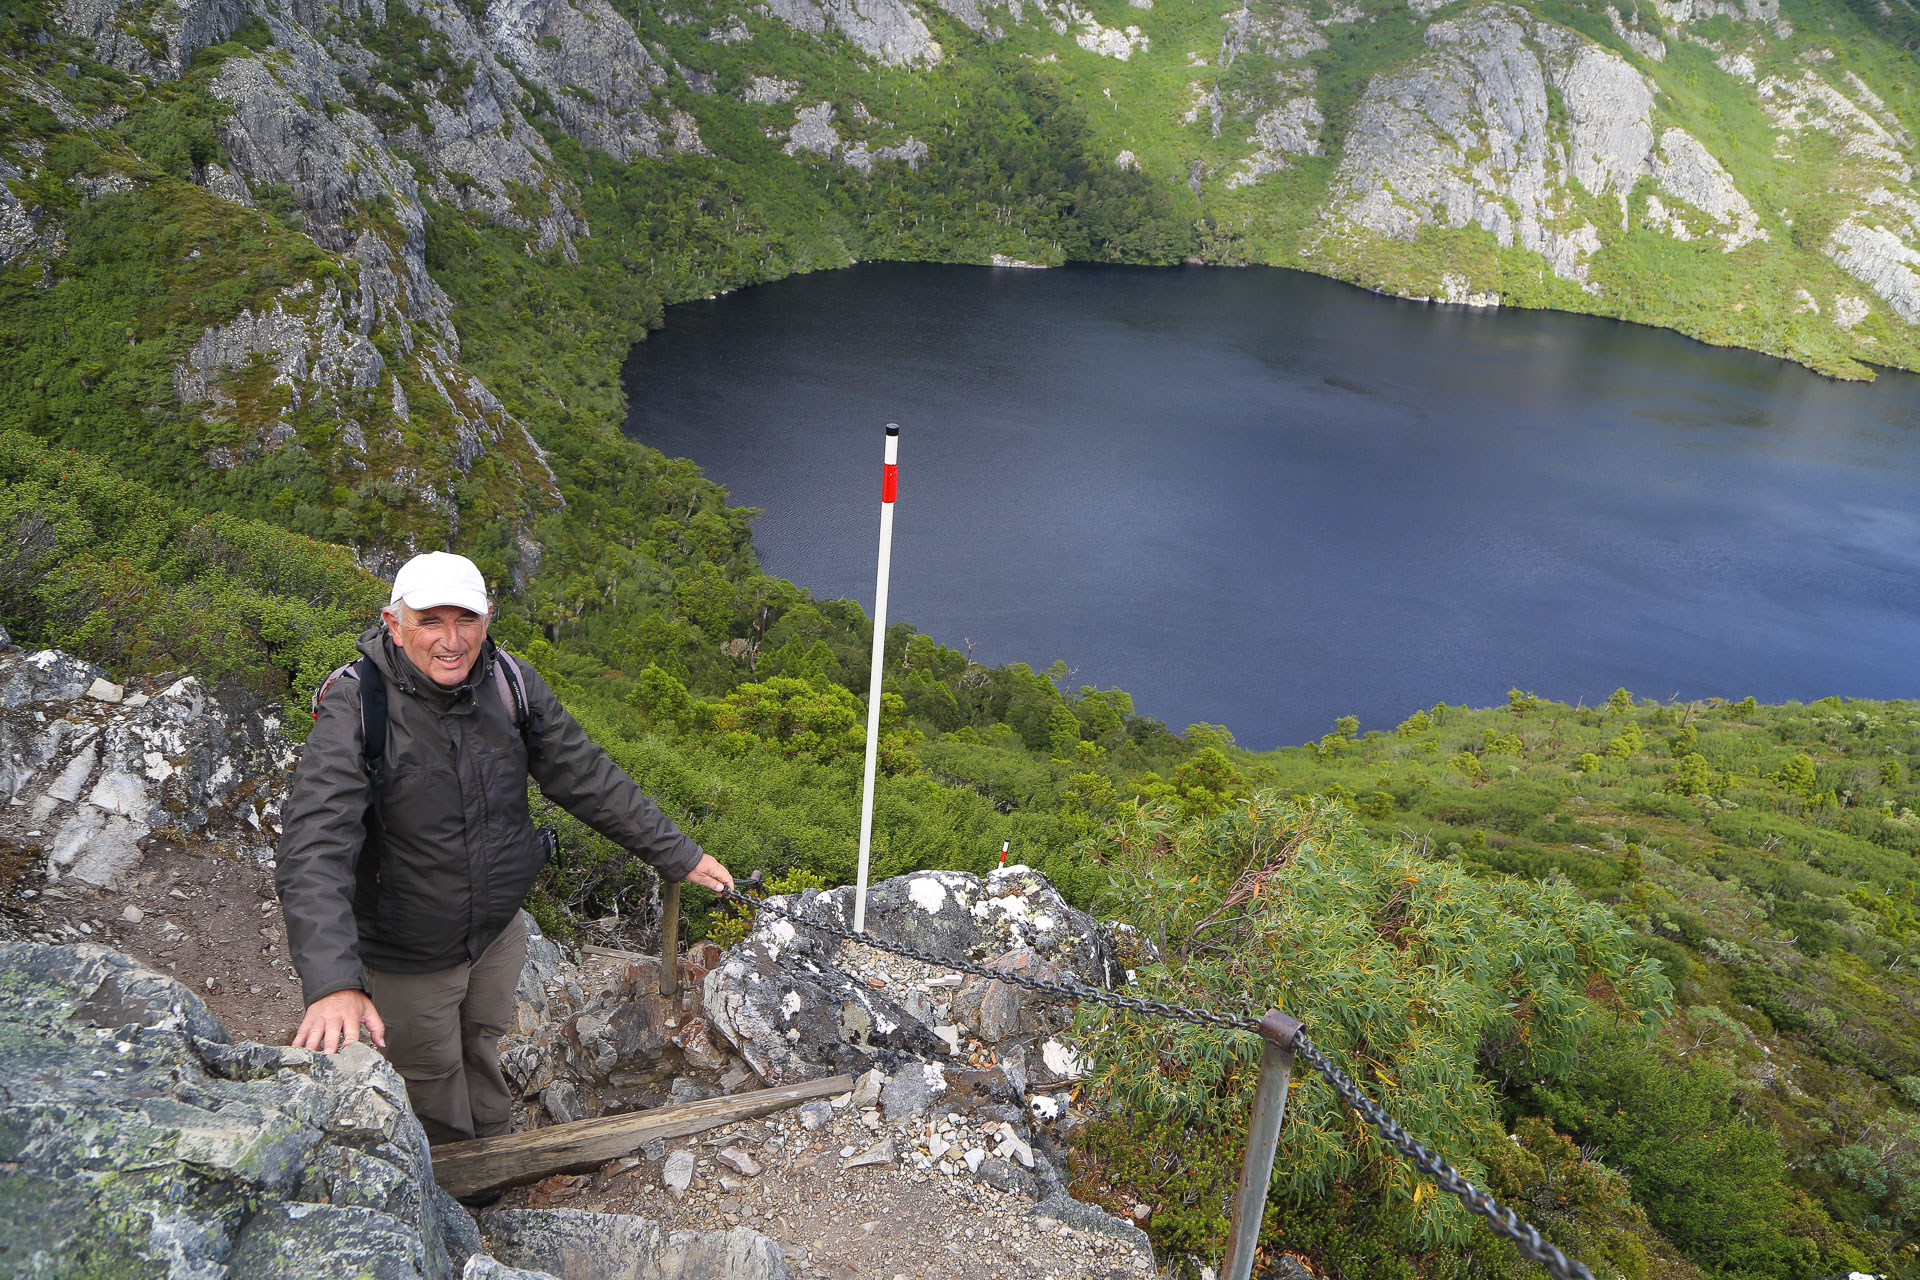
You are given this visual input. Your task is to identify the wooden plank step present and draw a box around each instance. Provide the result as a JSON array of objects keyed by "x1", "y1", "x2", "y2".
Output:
[
  {"x1": 428, "y1": 1074, "x2": 853, "y2": 1197},
  {"x1": 580, "y1": 943, "x2": 657, "y2": 962}
]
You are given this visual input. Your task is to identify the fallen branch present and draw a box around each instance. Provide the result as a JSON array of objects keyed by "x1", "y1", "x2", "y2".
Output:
[
  {"x1": 430, "y1": 1074, "x2": 853, "y2": 1197},
  {"x1": 1186, "y1": 827, "x2": 1310, "y2": 946}
]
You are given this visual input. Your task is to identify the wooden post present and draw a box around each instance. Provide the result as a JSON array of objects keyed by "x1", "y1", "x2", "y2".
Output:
[
  {"x1": 1222, "y1": 1010, "x2": 1301, "y2": 1280},
  {"x1": 660, "y1": 880, "x2": 681, "y2": 999}
]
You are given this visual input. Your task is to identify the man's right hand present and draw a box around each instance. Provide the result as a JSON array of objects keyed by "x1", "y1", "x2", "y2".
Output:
[{"x1": 292, "y1": 989, "x2": 387, "y2": 1054}]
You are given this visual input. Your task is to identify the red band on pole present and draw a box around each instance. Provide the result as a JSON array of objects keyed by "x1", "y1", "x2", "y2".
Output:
[{"x1": 882, "y1": 464, "x2": 898, "y2": 503}]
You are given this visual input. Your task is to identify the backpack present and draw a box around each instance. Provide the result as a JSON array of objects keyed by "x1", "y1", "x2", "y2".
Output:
[{"x1": 311, "y1": 648, "x2": 545, "y2": 833}]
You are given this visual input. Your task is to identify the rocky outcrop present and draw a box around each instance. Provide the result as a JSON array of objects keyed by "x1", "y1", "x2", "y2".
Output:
[
  {"x1": 744, "y1": 75, "x2": 799, "y2": 104},
  {"x1": 761, "y1": 0, "x2": 942, "y2": 67},
  {"x1": 1217, "y1": 2, "x2": 1325, "y2": 64},
  {"x1": 173, "y1": 278, "x2": 388, "y2": 414},
  {"x1": 0, "y1": 649, "x2": 294, "y2": 890},
  {"x1": 1319, "y1": 7, "x2": 1608, "y2": 288},
  {"x1": 1647, "y1": 128, "x2": 1766, "y2": 249},
  {"x1": 0, "y1": 155, "x2": 66, "y2": 267},
  {"x1": 1064, "y1": 3, "x2": 1147, "y2": 60},
  {"x1": 1747, "y1": 65, "x2": 1920, "y2": 326},
  {"x1": 53, "y1": 0, "x2": 248, "y2": 79},
  {"x1": 844, "y1": 136, "x2": 929, "y2": 173},
  {"x1": 782, "y1": 102, "x2": 926, "y2": 172},
  {"x1": 1225, "y1": 96, "x2": 1322, "y2": 187},
  {"x1": 1315, "y1": 2, "x2": 1768, "y2": 292},
  {"x1": 1604, "y1": 4, "x2": 1664, "y2": 61},
  {"x1": 1759, "y1": 67, "x2": 1911, "y2": 178},
  {"x1": 1651, "y1": 0, "x2": 1790, "y2": 38},
  {"x1": 703, "y1": 867, "x2": 1118, "y2": 1086},
  {"x1": 0, "y1": 942, "x2": 475, "y2": 1278},
  {"x1": 1827, "y1": 219, "x2": 1920, "y2": 323},
  {"x1": 784, "y1": 102, "x2": 842, "y2": 156},
  {"x1": 486, "y1": 0, "x2": 674, "y2": 162}
]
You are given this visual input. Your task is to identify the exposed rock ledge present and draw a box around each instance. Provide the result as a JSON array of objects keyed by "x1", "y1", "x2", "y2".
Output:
[
  {"x1": 0, "y1": 941, "x2": 792, "y2": 1279},
  {"x1": 0, "y1": 643, "x2": 295, "y2": 892}
]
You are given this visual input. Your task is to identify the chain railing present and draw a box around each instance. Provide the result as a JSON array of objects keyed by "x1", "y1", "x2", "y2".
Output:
[{"x1": 722, "y1": 883, "x2": 1598, "y2": 1280}]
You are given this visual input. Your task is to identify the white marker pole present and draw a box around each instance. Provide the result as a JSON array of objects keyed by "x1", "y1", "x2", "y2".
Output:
[{"x1": 853, "y1": 424, "x2": 901, "y2": 934}]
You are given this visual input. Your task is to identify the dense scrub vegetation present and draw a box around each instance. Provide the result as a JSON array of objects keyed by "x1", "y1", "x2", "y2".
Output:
[{"x1": 1068, "y1": 694, "x2": 1920, "y2": 1278}]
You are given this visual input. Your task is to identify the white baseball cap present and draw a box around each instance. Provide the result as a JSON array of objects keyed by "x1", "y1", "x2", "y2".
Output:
[{"x1": 390, "y1": 552, "x2": 490, "y2": 616}]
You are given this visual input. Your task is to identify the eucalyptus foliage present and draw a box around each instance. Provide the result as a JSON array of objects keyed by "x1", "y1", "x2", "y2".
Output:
[{"x1": 1077, "y1": 795, "x2": 1670, "y2": 1248}]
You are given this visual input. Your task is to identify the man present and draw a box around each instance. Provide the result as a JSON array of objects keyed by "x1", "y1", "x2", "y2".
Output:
[{"x1": 277, "y1": 551, "x2": 732, "y2": 1147}]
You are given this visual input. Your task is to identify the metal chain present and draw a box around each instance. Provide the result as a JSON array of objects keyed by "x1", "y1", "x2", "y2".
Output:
[
  {"x1": 1290, "y1": 1031, "x2": 1597, "y2": 1280},
  {"x1": 727, "y1": 886, "x2": 1596, "y2": 1280}
]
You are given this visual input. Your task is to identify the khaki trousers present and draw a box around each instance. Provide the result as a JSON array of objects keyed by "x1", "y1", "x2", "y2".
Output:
[{"x1": 364, "y1": 911, "x2": 528, "y2": 1145}]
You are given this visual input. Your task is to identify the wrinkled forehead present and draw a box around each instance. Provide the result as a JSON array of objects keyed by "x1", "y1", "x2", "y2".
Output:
[{"x1": 393, "y1": 603, "x2": 487, "y2": 623}]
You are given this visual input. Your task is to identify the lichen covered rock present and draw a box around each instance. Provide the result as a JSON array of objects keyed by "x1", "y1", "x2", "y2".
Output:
[
  {"x1": 485, "y1": 1209, "x2": 794, "y2": 1280},
  {"x1": 0, "y1": 652, "x2": 296, "y2": 889},
  {"x1": 702, "y1": 868, "x2": 1117, "y2": 1084},
  {"x1": 0, "y1": 942, "x2": 469, "y2": 1278}
]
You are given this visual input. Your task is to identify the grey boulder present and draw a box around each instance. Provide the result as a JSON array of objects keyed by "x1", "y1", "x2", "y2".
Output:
[
  {"x1": 0, "y1": 941, "x2": 468, "y2": 1279},
  {"x1": 702, "y1": 868, "x2": 1117, "y2": 1084},
  {"x1": 485, "y1": 1208, "x2": 793, "y2": 1280},
  {"x1": 0, "y1": 647, "x2": 105, "y2": 708}
]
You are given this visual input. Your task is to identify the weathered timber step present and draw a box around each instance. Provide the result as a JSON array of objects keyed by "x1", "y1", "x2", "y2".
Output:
[
  {"x1": 429, "y1": 1075, "x2": 854, "y2": 1197},
  {"x1": 579, "y1": 943, "x2": 657, "y2": 962}
]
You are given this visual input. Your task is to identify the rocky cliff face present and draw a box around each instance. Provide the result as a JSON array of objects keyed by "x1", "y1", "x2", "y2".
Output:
[{"x1": 1310, "y1": 3, "x2": 1766, "y2": 294}]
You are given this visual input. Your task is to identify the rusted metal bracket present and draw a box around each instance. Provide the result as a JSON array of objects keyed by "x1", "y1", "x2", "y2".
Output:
[{"x1": 1222, "y1": 1009, "x2": 1302, "y2": 1280}]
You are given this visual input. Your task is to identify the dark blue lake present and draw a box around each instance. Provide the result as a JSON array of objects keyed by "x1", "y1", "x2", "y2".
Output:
[{"x1": 622, "y1": 263, "x2": 1920, "y2": 750}]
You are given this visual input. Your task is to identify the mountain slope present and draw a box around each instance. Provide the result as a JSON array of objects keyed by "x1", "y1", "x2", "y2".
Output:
[{"x1": 4, "y1": 0, "x2": 1920, "y2": 582}]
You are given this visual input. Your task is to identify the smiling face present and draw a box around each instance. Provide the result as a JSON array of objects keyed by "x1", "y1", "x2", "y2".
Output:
[{"x1": 383, "y1": 603, "x2": 489, "y2": 688}]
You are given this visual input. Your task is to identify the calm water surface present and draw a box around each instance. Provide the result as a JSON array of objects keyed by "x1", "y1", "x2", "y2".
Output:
[{"x1": 623, "y1": 263, "x2": 1920, "y2": 749}]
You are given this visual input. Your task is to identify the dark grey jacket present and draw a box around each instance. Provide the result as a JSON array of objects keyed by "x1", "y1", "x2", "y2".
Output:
[{"x1": 276, "y1": 625, "x2": 702, "y2": 1004}]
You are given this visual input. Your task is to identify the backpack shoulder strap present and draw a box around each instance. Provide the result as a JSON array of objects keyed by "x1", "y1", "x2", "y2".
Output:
[
  {"x1": 310, "y1": 657, "x2": 387, "y2": 832},
  {"x1": 492, "y1": 650, "x2": 545, "y2": 762},
  {"x1": 353, "y1": 656, "x2": 387, "y2": 832}
]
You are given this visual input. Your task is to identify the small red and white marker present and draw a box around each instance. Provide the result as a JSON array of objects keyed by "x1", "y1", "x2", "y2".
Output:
[
  {"x1": 854, "y1": 424, "x2": 901, "y2": 935},
  {"x1": 998, "y1": 839, "x2": 1010, "y2": 868}
]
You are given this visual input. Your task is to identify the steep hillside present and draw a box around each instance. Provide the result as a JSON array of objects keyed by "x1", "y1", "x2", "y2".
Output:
[{"x1": 1063, "y1": 690, "x2": 1920, "y2": 1279}]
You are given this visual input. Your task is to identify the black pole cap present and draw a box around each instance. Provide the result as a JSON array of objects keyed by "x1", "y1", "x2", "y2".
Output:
[{"x1": 885, "y1": 423, "x2": 899, "y2": 435}]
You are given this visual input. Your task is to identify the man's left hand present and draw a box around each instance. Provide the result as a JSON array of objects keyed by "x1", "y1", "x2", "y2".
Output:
[{"x1": 685, "y1": 853, "x2": 734, "y2": 893}]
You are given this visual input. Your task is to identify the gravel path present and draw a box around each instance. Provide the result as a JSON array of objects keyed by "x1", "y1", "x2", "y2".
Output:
[{"x1": 493, "y1": 1098, "x2": 1157, "y2": 1280}]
